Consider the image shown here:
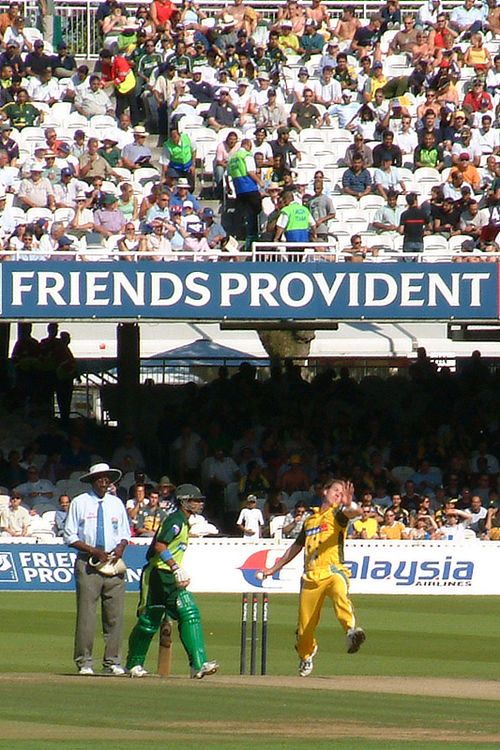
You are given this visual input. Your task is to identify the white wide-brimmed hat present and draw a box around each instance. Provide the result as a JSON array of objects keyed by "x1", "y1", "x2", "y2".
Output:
[{"x1": 80, "y1": 462, "x2": 122, "y2": 484}]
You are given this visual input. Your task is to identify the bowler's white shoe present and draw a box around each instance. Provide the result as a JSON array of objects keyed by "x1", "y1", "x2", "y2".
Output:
[
  {"x1": 346, "y1": 628, "x2": 366, "y2": 654},
  {"x1": 78, "y1": 666, "x2": 94, "y2": 676},
  {"x1": 190, "y1": 660, "x2": 219, "y2": 679},
  {"x1": 299, "y1": 645, "x2": 318, "y2": 677},
  {"x1": 128, "y1": 665, "x2": 148, "y2": 678}
]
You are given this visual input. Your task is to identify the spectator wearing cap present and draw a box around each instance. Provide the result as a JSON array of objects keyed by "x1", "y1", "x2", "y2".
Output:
[
  {"x1": 291, "y1": 66, "x2": 311, "y2": 104},
  {"x1": 68, "y1": 191, "x2": 94, "y2": 239},
  {"x1": 278, "y1": 19, "x2": 300, "y2": 55},
  {"x1": 451, "y1": 127, "x2": 481, "y2": 167},
  {"x1": 94, "y1": 193, "x2": 127, "y2": 243},
  {"x1": 121, "y1": 126, "x2": 152, "y2": 170},
  {"x1": 70, "y1": 130, "x2": 87, "y2": 160},
  {"x1": 1, "y1": 87, "x2": 40, "y2": 129},
  {"x1": 202, "y1": 208, "x2": 227, "y2": 249},
  {"x1": 24, "y1": 39, "x2": 54, "y2": 78},
  {"x1": 317, "y1": 39, "x2": 339, "y2": 73},
  {"x1": 449, "y1": 153, "x2": 481, "y2": 192},
  {"x1": 169, "y1": 177, "x2": 200, "y2": 212},
  {"x1": 98, "y1": 135, "x2": 122, "y2": 169},
  {"x1": 52, "y1": 41, "x2": 77, "y2": 78},
  {"x1": 298, "y1": 19, "x2": 324, "y2": 60},
  {"x1": 229, "y1": 78, "x2": 254, "y2": 126},
  {"x1": 18, "y1": 162, "x2": 55, "y2": 211},
  {"x1": 363, "y1": 60, "x2": 387, "y2": 103},
  {"x1": 79, "y1": 137, "x2": 116, "y2": 182},
  {"x1": 206, "y1": 88, "x2": 239, "y2": 131},
  {"x1": 54, "y1": 167, "x2": 81, "y2": 209},
  {"x1": 74, "y1": 74, "x2": 114, "y2": 118},
  {"x1": 250, "y1": 71, "x2": 281, "y2": 110},
  {"x1": 324, "y1": 88, "x2": 360, "y2": 129},
  {"x1": 0, "y1": 39, "x2": 24, "y2": 78},
  {"x1": 55, "y1": 141, "x2": 78, "y2": 174}
]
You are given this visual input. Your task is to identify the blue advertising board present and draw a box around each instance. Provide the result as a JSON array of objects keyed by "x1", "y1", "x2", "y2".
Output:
[
  {"x1": 0, "y1": 261, "x2": 498, "y2": 321},
  {"x1": 0, "y1": 544, "x2": 147, "y2": 592}
]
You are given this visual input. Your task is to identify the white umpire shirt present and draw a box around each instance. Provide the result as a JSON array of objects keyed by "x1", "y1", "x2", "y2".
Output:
[{"x1": 64, "y1": 490, "x2": 131, "y2": 553}]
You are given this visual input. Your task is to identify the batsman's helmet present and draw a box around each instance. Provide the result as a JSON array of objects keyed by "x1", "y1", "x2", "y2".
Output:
[{"x1": 175, "y1": 484, "x2": 205, "y2": 512}]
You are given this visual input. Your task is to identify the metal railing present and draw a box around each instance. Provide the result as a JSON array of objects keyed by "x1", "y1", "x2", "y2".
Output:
[
  {"x1": 1, "y1": 245, "x2": 498, "y2": 262},
  {"x1": 21, "y1": 0, "x2": 468, "y2": 58}
]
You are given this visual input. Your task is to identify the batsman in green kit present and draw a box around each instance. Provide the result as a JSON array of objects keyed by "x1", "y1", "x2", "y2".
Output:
[{"x1": 126, "y1": 485, "x2": 219, "y2": 678}]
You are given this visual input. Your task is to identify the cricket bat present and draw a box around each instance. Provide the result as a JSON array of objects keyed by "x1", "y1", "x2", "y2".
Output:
[{"x1": 158, "y1": 619, "x2": 173, "y2": 677}]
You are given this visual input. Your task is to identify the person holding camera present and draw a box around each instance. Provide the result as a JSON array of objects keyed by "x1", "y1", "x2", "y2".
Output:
[{"x1": 282, "y1": 501, "x2": 310, "y2": 539}]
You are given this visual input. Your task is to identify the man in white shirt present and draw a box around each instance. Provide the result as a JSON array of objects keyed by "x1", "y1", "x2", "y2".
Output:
[
  {"x1": 15, "y1": 465, "x2": 57, "y2": 514},
  {"x1": 313, "y1": 65, "x2": 341, "y2": 107},
  {"x1": 237, "y1": 494, "x2": 264, "y2": 537},
  {"x1": 29, "y1": 68, "x2": 61, "y2": 105}
]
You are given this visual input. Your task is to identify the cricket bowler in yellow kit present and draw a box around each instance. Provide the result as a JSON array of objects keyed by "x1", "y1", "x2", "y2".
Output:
[{"x1": 260, "y1": 479, "x2": 366, "y2": 677}]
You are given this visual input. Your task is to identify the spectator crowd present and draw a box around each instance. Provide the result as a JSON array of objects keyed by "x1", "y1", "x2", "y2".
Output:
[
  {"x1": 1, "y1": 346, "x2": 500, "y2": 541},
  {"x1": 0, "y1": 0, "x2": 497, "y2": 259}
]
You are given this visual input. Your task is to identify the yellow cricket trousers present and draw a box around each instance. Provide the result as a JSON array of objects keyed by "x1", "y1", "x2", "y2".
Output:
[{"x1": 296, "y1": 569, "x2": 355, "y2": 659}]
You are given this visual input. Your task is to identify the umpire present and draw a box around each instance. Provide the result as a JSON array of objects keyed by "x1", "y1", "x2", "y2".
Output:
[{"x1": 64, "y1": 462, "x2": 130, "y2": 676}]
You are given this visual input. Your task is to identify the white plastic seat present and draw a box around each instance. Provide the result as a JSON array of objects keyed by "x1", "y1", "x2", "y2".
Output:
[
  {"x1": 90, "y1": 115, "x2": 117, "y2": 131},
  {"x1": 448, "y1": 235, "x2": 473, "y2": 253},
  {"x1": 359, "y1": 195, "x2": 385, "y2": 210},
  {"x1": 178, "y1": 114, "x2": 205, "y2": 130},
  {"x1": 133, "y1": 167, "x2": 161, "y2": 185},
  {"x1": 330, "y1": 194, "x2": 358, "y2": 210},
  {"x1": 54, "y1": 207, "x2": 75, "y2": 224},
  {"x1": 26, "y1": 207, "x2": 54, "y2": 223},
  {"x1": 269, "y1": 515, "x2": 287, "y2": 538}
]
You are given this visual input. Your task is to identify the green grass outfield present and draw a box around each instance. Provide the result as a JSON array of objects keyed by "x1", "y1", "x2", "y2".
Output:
[{"x1": 1, "y1": 592, "x2": 500, "y2": 749}]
